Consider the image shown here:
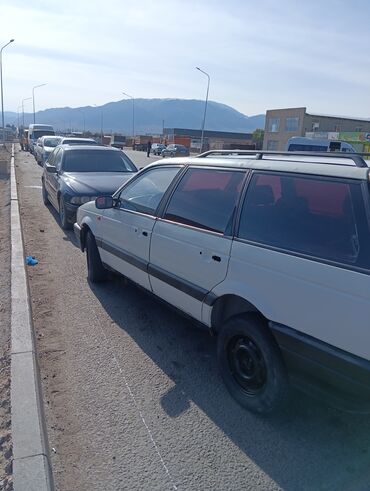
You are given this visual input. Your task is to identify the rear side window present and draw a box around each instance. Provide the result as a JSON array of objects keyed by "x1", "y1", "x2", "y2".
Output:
[
  {"x1": 238, "y1": 173, "x2": 363, "y2": 265},
  {"x1": 164, "y1": 168, "x2": 245, "y2": 233}
]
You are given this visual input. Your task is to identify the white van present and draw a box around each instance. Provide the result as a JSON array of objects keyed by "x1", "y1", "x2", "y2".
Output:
[
  {"x1": 28, "y1": 124, "x2": 55, "y2": 154},
  {"x1": 287, "y1": 136, "x2": 356, "y2": 153}
]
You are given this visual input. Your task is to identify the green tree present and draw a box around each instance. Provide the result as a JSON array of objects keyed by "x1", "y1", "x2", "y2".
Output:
[{"x1": 252, "y1": 128, "x2": 264, "y2": 150}]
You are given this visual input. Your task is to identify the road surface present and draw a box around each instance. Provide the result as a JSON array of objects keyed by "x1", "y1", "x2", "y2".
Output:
[{"x1": 14, "y1": 147, "x2": 370, "y2": 491}]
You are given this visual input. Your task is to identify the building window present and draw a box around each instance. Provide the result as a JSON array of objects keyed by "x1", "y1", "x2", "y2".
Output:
[
  {"x1": 267, "y1": 140, "x2": 278, "y2": 151},
  {"x1": 312, "y1": 122, "x2": 320, "y2": 131},
  {"x1": 267, "y1": 118, "x2": 280, "y2": 132},
  {"x1": 355, "y1": 127, "x2": 362, "y2": 132},
  {"x1": 285, "y1": 117, "x2": 299, "y2": 132}
]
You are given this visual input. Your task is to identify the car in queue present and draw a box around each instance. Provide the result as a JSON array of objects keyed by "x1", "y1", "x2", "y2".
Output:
[
  {"x1": 59, "y1": 137, "x2": 98, "y2": 146},
  {"x1": 41, "y1": 145, "x2": 137, "y2": 229},
  {"x1": 151, "y1": 143, "x2": 166, "y2": 156},
  {"x1": 28, "y1": 124, "x2": 55, "y2": 154},
  {"x1": 74, "y1": 149, "x2": 370, "y2": 414},
  {"x1": 34, "y1": 135, "x2": 62, "y2": 166},
  {"x1": 161, "y1": 144, "x2": 189, "y2": 157}
]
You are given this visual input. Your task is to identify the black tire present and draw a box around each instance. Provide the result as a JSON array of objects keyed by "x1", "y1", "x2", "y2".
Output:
[
  {"x1": 86, "y1": 231, "x2": 107, "y2": 282},
  {"x1": 217, "y1": 314, "x2": 289, "y2": 414},
  {"x1": 42, "y1": 180, "x2": 49, "y2": 205},
  {"x1": 170, "y1": 152, "x2": 175, "y2": 157},
  {"x1": 58, "y1": 196, "x2": 71, "y2": 230}
]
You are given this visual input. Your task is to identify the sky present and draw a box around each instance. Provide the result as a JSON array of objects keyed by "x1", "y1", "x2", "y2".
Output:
[{"x1": 1, "y1": 0, "x2": 370, "y2": 118}]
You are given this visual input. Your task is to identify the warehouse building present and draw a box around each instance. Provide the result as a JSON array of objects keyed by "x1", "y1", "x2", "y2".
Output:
[
  {"x1": 263, "y1": 107, "x2": 370, "y2": 151},
  {"x1": 163, "y1": 128, "x2": 255, "y2": 151}
]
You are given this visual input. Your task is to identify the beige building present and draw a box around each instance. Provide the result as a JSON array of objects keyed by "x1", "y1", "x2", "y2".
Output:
[{"x1": 263, "y1": 107, "x2": 370, "y2": 151}]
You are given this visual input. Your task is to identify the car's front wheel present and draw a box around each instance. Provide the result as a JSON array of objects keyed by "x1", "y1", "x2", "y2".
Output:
[
  {"x1": 86, "y1": 230, "x2": 107, "y2": 282},
  {"x1": 217, "y1": 314, "x2": 289, "y2": 414}
]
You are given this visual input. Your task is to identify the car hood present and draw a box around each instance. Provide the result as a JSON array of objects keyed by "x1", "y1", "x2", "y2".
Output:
[
  {"x1": 62, "y1": 172, "x2": 135, "y2": 194},
  {"x1": 44, "y1": 146, "x2": 56, "y2": 153}
]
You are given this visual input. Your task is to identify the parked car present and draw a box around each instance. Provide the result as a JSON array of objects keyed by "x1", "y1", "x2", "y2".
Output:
[
  {"x1": 151, "y1": 143, "x2": 166, "y2": 156},
  {"x1": 42, "y1": 145, "x2": 137, "y2": 229},
  {"x1": 59, "y1": 137, "x2": 98, "y2": 146},
  {"x1": 161, "y1": 144, "x2": 189, "y2": 157},
  {"x1": 74, "y1": 150, "x2": 370, "y2": 414},
  {"x1": 34, "y1": 135, "x2": 62, "y2": 165}
]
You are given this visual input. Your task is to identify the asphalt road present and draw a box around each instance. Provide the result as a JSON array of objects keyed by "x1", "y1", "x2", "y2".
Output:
[{"x1": 15, "y1": 147, "x2": 370, "y2": 491}]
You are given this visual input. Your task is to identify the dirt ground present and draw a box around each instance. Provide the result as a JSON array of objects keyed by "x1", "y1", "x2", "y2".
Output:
[{"x1": 0, "y1": 145, "x2": 13, "y2": 491}]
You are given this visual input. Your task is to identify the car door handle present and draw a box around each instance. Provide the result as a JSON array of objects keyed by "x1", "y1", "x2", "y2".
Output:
[{"x1": 212, "y1": 255, "x2": 221, "y2": 262}]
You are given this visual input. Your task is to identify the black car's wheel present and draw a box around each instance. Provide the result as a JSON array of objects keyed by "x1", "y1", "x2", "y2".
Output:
[
  {"x1": 86, "y1": 231, "x2": 107, "y2": 282},
  {"x1": 42, "y1": 180, "x2": 49, "y2": 205},
  {"x1": 58, "y1": 196, "x2": 71, "y2": 230},
  {"x1": 217, "y1": 314, "x2": 289, "y2": 414},
  {"x1": 170, "y1": 152, "x2": 175, "y2": 157}
]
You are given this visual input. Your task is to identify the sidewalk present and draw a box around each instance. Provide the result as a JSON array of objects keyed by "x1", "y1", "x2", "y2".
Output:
[{"x1": 0, "y1": 144, "x2": 13, "y2": 490}]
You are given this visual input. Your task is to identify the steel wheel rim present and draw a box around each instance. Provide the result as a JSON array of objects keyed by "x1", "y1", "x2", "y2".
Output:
[{"x1": 227, "y1": 335, "x2": 267, "y2": 394}]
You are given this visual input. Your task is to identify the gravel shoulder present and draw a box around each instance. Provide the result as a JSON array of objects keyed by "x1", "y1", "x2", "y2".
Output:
[
  {"x1": 0, "y1": 145, "x2": 13, "y2": 491},
  {"x1": 14, "y1": 147, "x2": 370, "y2": 491}
]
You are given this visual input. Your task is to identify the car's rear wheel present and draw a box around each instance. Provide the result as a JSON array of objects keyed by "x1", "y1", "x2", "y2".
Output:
[
  {"x1": 217, "y1": 314, "x2": 289, "y2": 414},
  {"x1": 86, "y1": 231, "x2": 107, "y2": 282},
  {"x1": 58, "y1": 196, "x2": 71, "y2": 230},
  {"x1": 170, "y1": 152, "x2": 175, "y2": 157},
  {"x1": 42, "y1": 180, "x2": 49, "y2": 205}
]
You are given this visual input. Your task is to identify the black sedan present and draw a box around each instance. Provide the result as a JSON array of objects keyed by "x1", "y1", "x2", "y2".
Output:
[{"x1": 41, "y1": 145, "x2": 137, "y2": 229}]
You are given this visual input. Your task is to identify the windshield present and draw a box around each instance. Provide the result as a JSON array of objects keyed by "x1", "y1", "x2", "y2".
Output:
[
  {"x1": 44, "y1": 138, "x2": 61, "y2": 147},
  {"x1": 62, "y1": 139, "x2": 97, "y2": 145},
  {"x1": 33, "y1": 130, "x2": 55, "y2": 139},
  {"x1": 62, "y1": 150, "x2": 137, "y2": 173}
]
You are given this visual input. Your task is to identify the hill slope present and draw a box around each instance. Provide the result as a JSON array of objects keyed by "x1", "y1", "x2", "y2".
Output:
[{"x1": 5, "y1": 98, "x2": 265, "y2": 134}]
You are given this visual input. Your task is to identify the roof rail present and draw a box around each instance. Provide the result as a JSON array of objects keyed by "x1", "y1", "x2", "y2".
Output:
[{"x1": 196, "y1": 149, "x2": 368, "y2": 168}]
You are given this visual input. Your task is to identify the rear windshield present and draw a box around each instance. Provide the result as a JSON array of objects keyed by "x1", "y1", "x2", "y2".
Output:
[
  {"x1": 62, "y1": 139, "x2": 97, "y2": 145},
  {"x1": 44, "y1": 138, "x2": 61, "y2": 147},
  {"x1": 33, "y1": 130, "x2": 55, "y2": 139},
  {"x1": 62, "y1": 150, "x2": 137, "y2": 173}
]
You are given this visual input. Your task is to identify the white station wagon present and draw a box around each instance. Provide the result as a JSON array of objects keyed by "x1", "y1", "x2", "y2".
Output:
[{"x1": 74, "y1": 150, "x2": 370, "y2": 414}]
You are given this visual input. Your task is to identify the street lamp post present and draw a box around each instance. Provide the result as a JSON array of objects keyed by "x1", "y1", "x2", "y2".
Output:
[
  {"x1": 78, "y1": 110, "x2": 85, "y2": 134},
  {"x1": 93, "y1": 104, "x2": 103, "y2": 143},
  {"x1": 22, "y1": 97, "x2": 32, "y2": 128},
  {"x1": 32, "y1": 83, "x2": 47, "y2": 124},
  {"x1": 1, "y1": 38, "x2": 14, "y2": 144},
  {"x1": 195, "y1": 66, "x2": 210, "y2": 153},
  {"x1": 122, "y1": 92, "x2": 135, "y2": 145}
]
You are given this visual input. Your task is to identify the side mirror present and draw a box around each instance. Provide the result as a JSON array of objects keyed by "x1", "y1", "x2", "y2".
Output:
[
  {"x1": 46, "y1": 165, "x2": 57, "y2": 173},
  {"x1": 95, "y1": 195, "x2": 114, "y2": 209}
]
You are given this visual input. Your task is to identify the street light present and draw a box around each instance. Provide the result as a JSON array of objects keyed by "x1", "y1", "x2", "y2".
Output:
[
  {"x1": 122, "y1": 92, "x2": 135, "y2": 143},
  {"x1": 32, "y1": 83, "x2": 47, "y2": 124},
  {"x1": 22, "y1": 97, "x2": 32, "y2": 128},
  {"x1": 195, "y1": 66, "x2": 210, "y2": 153},
  {"x1": 78, "y1": 109, "x2": 85, "y2": 134},
  {"x1": 1, "y1": 38, "x2": 14, "y2": 144},
  {"x1": 93, "y1": 104, "x2": 103, "y2": 143}
]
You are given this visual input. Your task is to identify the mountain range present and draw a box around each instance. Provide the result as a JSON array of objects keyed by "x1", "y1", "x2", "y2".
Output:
[{"x1": 4, "y1": 99, "x2": 265, "y2": 135}]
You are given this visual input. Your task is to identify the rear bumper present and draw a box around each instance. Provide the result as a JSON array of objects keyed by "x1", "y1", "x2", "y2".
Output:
[{"x1": 271, "y1": 322, "x2": 370, "y2": 412}]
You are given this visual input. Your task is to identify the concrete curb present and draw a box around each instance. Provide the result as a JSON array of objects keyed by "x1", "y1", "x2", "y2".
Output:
[{"x1": 10, "y1": 144, "x2": 54, "y2": 490}]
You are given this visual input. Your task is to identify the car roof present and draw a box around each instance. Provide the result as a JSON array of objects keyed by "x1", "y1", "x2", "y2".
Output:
[
  {"x1": 59, "y1": 144, "x2": 121, "y2": 151},
  {"x1": 146, "y1": 152, "x2": 370, "y2": 180},
  {"x1": 60, "y1": 137, "x2": 96, "y2": 142}
]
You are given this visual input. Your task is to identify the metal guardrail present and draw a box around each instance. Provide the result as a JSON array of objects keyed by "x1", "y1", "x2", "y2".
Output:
[{"x1": 197, "y1": 150, "x2": 369, "y2": 168}]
